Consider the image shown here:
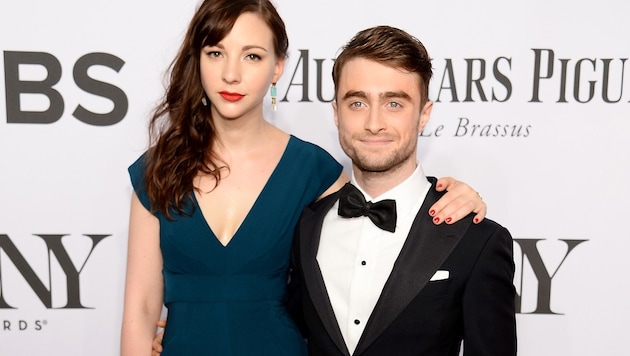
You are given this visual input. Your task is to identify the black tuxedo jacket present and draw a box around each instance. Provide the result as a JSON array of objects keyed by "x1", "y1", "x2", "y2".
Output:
[{"x1": 291, "y1": 179, "x2": 517, "y2": 356}]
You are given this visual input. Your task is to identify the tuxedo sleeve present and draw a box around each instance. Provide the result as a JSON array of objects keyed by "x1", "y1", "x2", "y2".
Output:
[{"x1": 462, "y1": 224, "x2": 517, "y2": 356}]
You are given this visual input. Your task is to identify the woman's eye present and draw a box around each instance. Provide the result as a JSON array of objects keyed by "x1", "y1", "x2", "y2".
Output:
[{"x1": 246, "y1": 54, "x2": 262, "y2": 61}]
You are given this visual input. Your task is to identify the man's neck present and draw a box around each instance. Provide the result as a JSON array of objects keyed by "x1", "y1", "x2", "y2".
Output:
[{"x1": 352, "y1": 160, "x2": 417, "y2": 198}]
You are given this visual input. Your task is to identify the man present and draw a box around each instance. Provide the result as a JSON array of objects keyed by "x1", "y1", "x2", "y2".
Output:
[{"x1": 291, "y1": 25, "x2": 516, "y2": 356}]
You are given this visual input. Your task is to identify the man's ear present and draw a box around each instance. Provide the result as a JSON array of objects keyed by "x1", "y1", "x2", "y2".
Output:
[
  {"x1": 418, "y1": 100, "x2": 433, "y2": 133},
  {"x1": 332, "y1": 100, "x2": 339, "y2": 127}
]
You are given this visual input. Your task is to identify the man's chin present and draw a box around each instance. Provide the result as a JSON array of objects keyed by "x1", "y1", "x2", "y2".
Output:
[{"x1": 353, "y1": 161, "x2": 395, "y2": 173}]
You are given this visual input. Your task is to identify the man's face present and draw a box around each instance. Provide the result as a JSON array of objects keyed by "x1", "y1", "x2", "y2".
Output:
[{"x1": 333, "y1": 57, "x2": 432, "y2": 175}]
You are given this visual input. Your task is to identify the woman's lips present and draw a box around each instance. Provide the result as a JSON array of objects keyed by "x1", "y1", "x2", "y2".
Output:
[{"x1": 219, "y1": 92, "x2": 245, "y2": 102}]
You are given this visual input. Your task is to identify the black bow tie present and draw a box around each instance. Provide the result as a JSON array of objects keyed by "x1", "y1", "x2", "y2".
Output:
[{"x1": 337, "y1": 183, "x2": 397, "y2": 232}]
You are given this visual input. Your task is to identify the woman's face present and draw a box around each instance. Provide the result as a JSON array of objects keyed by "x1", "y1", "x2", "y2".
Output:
[{"x1": 199, "y1": 12, "x2": 284, "y2": 122}]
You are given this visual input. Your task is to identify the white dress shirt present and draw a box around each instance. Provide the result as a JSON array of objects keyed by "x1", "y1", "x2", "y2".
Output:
[{"x1": 316, "y1": 165, "x2": 431, "y2": 355}]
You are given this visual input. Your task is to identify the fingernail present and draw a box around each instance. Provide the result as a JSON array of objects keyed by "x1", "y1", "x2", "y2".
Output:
[
  {"x1": 437, "y1": 184, "x2": 443, "y2": 189},
  {"x1": 429, "y1": 209, "x2": 436, "y2": 216},
  {"x1": 474, "y1": 218, "x2": 479, "y2": 223},
  {"x1": 445, "y1": 217, "x2": 452, "y2": 224},
  {"x1": 433, "y1": 217, "x2": 440, "y2": 223}
]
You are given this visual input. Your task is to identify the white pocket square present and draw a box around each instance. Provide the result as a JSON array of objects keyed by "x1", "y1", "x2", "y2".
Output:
[{"x1": 430, "y1": 270, "x2": 450, "y2": 281}]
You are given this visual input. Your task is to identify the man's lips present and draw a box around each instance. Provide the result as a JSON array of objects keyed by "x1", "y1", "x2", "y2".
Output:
[
  {"x1": 219, "y1": 92, "x2": 245, "y2": 102},
  {"x1": 359, "y1": 138, "x2": 394, "y2": 146}
]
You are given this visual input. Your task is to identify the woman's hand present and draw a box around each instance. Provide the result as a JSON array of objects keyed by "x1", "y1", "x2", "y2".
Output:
[{"x1": 430, "y1": 177, "x2": 486, "y2": 225}]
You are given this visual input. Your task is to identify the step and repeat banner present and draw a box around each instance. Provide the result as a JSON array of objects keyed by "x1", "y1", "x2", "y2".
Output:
[{"x1": 1, "y1": 0, "x2": 628, "y2": 355}]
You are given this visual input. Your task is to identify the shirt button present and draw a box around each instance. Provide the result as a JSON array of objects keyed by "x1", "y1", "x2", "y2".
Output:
[
  {"x1": 361, "y1": 261, "x2": 367, "y2": 266},
  {"x1": 354, "y1": 319, "x2": 360, "y2": 325}
]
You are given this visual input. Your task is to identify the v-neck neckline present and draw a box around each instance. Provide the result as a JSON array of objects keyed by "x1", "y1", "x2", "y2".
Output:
[{"x1": 191, "y1": 135, "x2": 295, "y2": 248}]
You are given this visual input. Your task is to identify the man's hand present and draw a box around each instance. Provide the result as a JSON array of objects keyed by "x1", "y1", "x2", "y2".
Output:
[
  {"x1": 430, "y1": 177, "x2": 486, "y2": 225},
  {"x1": 151, "y1": 319, "x2": 166, "y2": 356}
]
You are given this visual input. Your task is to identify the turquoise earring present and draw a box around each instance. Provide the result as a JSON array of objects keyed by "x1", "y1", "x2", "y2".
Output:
[{"x1": 270, "y1": 83, "x2": 277, "y2": 111}]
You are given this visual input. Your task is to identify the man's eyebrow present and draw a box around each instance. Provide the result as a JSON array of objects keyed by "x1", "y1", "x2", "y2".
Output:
[
  {"x1": 341, "y1": 90, "x2": 368, "y2": 100},
  {"x1": 340, "y1": 90, "x2": 412, "y2": 101},
  {"x1": 381, "y1": 91, "x2": 411, "y2": 100}
]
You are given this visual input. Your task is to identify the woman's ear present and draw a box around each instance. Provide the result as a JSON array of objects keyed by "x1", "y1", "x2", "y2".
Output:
[{"x1": 272, "y1": 57, "x2": 286, "y2": 83}]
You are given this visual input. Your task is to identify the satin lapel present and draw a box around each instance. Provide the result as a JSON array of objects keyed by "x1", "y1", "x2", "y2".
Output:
[
  {"x1": 299, "y1": 192, "x2": 350, "y2": 356},
  {"x1": 353, "y1": 186, "x2": 472, "y2": 355}
]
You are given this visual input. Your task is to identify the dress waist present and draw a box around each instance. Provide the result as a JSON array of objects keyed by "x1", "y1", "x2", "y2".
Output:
[{"x1": 163, "y1": 270, "x2": 288, "y2": 304}]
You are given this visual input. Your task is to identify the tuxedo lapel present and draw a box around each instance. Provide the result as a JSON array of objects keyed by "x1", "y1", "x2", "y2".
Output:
[
  {"x1": 299, "y1": 192, "x2": 350, "y2": 356},
  {"x1": 353, "y1": 186, "x2": 472, "y2": 355}
]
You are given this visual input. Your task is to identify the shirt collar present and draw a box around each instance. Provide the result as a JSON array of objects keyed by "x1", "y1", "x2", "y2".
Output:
[{"x1": 351, "y1": 164, "x2": 431, "y2": 221}]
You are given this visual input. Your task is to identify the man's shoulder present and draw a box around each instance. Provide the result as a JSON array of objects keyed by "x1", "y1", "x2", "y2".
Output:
[
  {"x1": 305, "y1": 189, "x2": 341, "y2": 213},
  {"x1": 460, "y1": 216, "x2": 513, "y2": 249},
  {"x1": 468, "y1": 217, "x2": 510, "y2": 234}
]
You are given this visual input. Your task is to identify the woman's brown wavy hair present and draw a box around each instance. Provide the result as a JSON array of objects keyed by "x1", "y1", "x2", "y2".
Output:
[{"x1": 145, "y1": 0, "x2": 288, "y2": 219}]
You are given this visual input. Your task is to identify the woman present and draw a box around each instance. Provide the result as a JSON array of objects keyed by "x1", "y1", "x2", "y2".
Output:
[{"x1": 121, "y1": 1, "x2": 486, "y2": 355}]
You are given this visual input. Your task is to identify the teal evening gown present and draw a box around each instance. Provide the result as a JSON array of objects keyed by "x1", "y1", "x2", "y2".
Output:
[{"x1": 128, "y1": 135, "x2": 342, "y2": 355}]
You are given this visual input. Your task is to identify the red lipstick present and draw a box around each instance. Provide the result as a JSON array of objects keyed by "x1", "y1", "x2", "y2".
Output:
[{"x1": 219, "y1": 91, "x2": 245, "y2": 102}]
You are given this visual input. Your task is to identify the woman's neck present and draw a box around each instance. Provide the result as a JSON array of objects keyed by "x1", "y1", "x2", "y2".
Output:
[{"x1": 212, "y1": 116, "x2": 284, "y2": 159}]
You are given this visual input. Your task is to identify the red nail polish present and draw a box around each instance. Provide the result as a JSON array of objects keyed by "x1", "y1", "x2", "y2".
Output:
[
  {"x1": 445, "y1": 217, "x2": 452, "y2": 224},
  {"x1": 429, "y1": 209, "x2": 436, "y2": 216},
  {"x1": 474, "y1": 218, "x2": 479, "y2": 223},
  {"x1": 437, "y1": 184, "x2": 443, "y2": 189},
  {"x1": 433, "y1": 217, "x2": 440, "y2": 223}
]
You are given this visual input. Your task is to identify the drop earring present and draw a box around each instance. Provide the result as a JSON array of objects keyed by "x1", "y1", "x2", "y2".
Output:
[
  {"x1": 201, "y1": 96, "x2": 208, "y2": 106},
  {"x1": 270, "y1": 83, "x2": 277, "y2": 112}
]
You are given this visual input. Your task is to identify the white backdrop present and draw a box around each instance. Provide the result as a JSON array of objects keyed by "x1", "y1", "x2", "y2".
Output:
[{"x1": 1, "y1": 1, "x2": 629, "y2": 355}]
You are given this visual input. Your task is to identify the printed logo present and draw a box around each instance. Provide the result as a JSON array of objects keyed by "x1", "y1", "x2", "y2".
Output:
[
  {"x1": 3, "y1": 51, "x2": 127, "y2": 126},
  {"x1": 514, "y1": 238, "x2": 587, "y2": 314}
]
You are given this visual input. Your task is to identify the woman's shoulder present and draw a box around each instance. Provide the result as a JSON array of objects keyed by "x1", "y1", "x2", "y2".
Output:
[
  {"x1": 284, "y1": 135, "x2": 342, "y2": 177},
  {"x1": 128, "y1": 151, "x2": 149, "y2": 177},
  {"x1": 264, "y1": 125, "x2": 326, "y2": 155},
  {"x1": 286, "y1": 135, "x2": 330, "y2": 156}
]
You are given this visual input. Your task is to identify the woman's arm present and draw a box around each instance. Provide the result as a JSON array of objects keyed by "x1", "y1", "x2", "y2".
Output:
[
  {"x1": 121, "y1": 193, "x2": 165, "y2": 356},
  {"x1": 430, "y1": 177, "x2": 487, "y2": 225}
]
